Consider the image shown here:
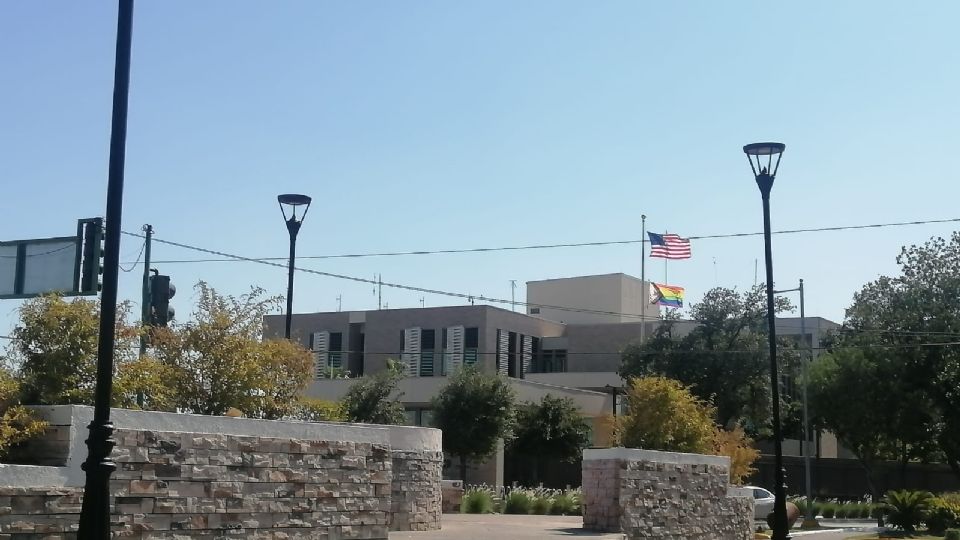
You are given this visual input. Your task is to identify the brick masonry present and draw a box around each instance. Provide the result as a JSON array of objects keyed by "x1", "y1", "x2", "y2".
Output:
[
  {"x1": 0, "y1": 406, "x2": 442, "y2": 539},
  {"x1": 582, "y1": 448, "x2": 753, "y2": 540}
]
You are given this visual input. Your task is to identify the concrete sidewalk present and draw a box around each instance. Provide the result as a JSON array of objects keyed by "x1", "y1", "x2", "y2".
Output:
[
  {"x1": 390, "y1": 514, "x2": 622, "y2": 539},
  {"x1": 391, "y1": 514, "x2": 880, "y2": 539}
]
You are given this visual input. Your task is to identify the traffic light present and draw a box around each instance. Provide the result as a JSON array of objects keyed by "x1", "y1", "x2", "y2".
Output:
[
  {"x1": 149, "y1": 274, "x2": 176, "y2": 326},
  {"x1": 78, "y1": 218, "x2": 104, "y2": 295}
]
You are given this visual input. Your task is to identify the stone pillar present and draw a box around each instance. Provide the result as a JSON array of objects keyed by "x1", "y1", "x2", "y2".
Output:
[
  {"x1": 388, "y1": 426, "x2": 443, "y2": 531},
  {"x1": 582, "y1": 448, "x2": 754, "y2": 540}
]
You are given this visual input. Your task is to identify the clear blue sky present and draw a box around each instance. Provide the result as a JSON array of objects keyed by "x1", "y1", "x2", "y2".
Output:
[{"x1": 3, "y1": 1, "x2": 959, "y2": 335}]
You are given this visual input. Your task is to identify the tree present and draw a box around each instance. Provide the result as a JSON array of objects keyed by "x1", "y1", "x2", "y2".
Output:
[
  {"x1": 808, "y1": 349, "x2": 900, "y2": 502},
  {"x1": 152, "y1": 282, "x2": 312, "y2": 417},
  {"x1": 0, "y1": 367, "x2": 47, "y2": 459},
  {"x1": 615, "y1": 376, "x2": 759, "y2": 484},
  {"x1": 113, "y1": 356, "x2": 180, "y2": 411},
  {"x1": 620, "y1": 285, "x2": 800, "y2": 438},
  {"x1": 615, "y1": 376, "x2": 716, "y2": 453},
  {"x1": 340, "y1": 365, "x2": 406, "y2": 425},
  {"x1": 509, "y1": 394, "x2": 591, "y2": 485},
  {"x1": 431, "y1": 366, "x2": 516, "y2": 481},
  {"x1": 822, "y1": 232, "x2": 960, "y2": 480},
  {"x1": 10, "y1": 295, "x2": 138, "y2": 405}
]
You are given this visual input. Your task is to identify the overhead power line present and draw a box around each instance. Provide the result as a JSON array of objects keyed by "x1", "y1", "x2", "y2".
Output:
[
  {"x1": 119, "y1": 230, "x2": 650, "y2": 319},
  {"x1": 123, "y1": 217, "x2": 960, "y2": 265}
]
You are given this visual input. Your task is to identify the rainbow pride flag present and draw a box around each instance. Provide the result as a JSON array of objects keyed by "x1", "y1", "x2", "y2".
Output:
[{"x1": 650, "y1": 283, "x2": 685, "y2": 308}]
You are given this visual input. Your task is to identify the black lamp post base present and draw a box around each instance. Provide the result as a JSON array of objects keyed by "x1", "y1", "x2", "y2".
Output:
[{"x1": 78, "y1": 421, "x2": 117, "y2": 538}]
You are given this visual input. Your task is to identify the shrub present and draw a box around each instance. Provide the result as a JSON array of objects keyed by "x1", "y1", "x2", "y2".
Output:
[
  {"x1": 926, "y1": 496, "x2": 960, "y2": 535},
  {"x1": 883, "y1": 490, "x2": 934, "y2": 533},
  {"x1": 822, "y1": 503, "x2": 837, "y2": 519},
  {"x1": 835, "y1": 504, "x2": 849, "y2": 519},
  {"x1": 531, "y1": 494, "x2": 553, "y2": 515},
  {"x1": 504, "y1": 490, "x2": 534, "y2": 514},
  {"x1": 461, "y1": 487, "x2": 495, "y2": 514},
  {"x1": 551, "y1": 491, "x2": 580, "y2": 515},
  {"x1": 858, "y1": 503, "x2": 872, "y2": 519},
  {"x1": 870, "y1": 503, "x2": 884, "y2": 520},
  {"x1": 945, "y1": 528, "x2": 960, "y2": 540},
  {"x1": 0, "y1": 369, "x2": 48, "y2": 459}
]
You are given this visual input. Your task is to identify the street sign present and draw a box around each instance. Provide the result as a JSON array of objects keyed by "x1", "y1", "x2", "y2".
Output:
[{"x1": 0, "y1": 218, "x2": 104, "y2": 300}]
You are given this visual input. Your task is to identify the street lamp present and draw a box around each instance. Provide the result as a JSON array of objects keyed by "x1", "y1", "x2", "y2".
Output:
[
  {"x1": 744, "y1": 141, "x2": 790, "y2": 540},
  {"x1": 278, "y1": 194, "x2": 311, "y2": 339},
  {"x1": 78, "y1": 1, "x2": 134, "y2": 538}
]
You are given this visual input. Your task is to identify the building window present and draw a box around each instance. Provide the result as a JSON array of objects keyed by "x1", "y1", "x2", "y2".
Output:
[
  {"x1": 464, "y1": 327, "x2": 479, "y2": 366},
  {"x1": 534, "y1": 349, "x2": 568, "y2": 373},
  {"x1": 530, "y1": 307, "x2": 540, "y2": 314},
  {"x1": 329, "y1": 332, "x2": 343, "y2": 369},
  {"x1": 421, "y1": 329, "x2": 436, "y2": 377}
]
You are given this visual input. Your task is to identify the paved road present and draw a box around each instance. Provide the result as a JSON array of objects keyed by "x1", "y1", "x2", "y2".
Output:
[{"x1": 390, "y1": 514, "x2": 879, "y2": 539}]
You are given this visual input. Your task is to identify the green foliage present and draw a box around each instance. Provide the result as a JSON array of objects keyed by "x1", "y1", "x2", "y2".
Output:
[
  {"x1": 870, "y1": 503, "x2": 884, "y2": 520},
  {"x1": 509, "y1": 394, "x2": 590, "y2": 484},
  {"x1": 883, "y1": 490, "x2": 934, "y2": 533},
  {"x1": 530, "y1": 493, "x2": 552, "y2": 515},
  {"x1": 821, "y1": 503, "x2": 837, "y2": 519},
  {"x1": 10, "y1": 295, "x2": 137, "y2": 405},
  {"x1": 616, "y1": 376, "x2": 716, "y2": 453},
  {"x1": 290, "y1": 397, "x2": 347, "y2": 422},
  {"x1": 113, "y1": 356, "x2": 181, "y2": 411},
  {"x1": 431, "y1": 366, "x2": 516, "y2": 481},
  {"x1": 503, "y1": 489, "x2": 533, "y2": 514},
  {"x1": 0, "y1": 368, "x2": 47, "y2": 459},
  {"x1": 550, "y1": 490, "x2": 581, "y2": 515},
  {"x1": 945, "y1": 528, "x2": 960, "y2": 540},
  {"x1": 461, "y1": 486, "x2": 495, "y2": 514},
  {"x1": 340, "y1": 367, "x2": 406, "y2": 425},
  {"x1": 620, "y1": 286, "x2": 800, "y2": 436},
  {"x1": 835, "y1": 504, "x2": 849, "y2": 519},
  {"x1": 926, "y1": 495, "x2": 960, "y2": 535},
  {"x1": 827, "y1": 234, "x2": 960, "y2": 480},
  {"x1": 153, "y1": 283, "x2": 312, "y2": 418}
]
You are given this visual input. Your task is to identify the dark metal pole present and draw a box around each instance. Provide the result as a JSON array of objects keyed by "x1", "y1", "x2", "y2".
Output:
[
  {"x1": 284, "y1": 222, "x2": 299, "y2": 339},
  {"x1": 799, "y1": 279, "x2": 815, "y2": 526},
  {"x1": 139, "y1": 224, "x2": 153, "y2": 357},
  {"x1": 758, "y1": 172, "x2": 791, "y2": 540},
  {"x1": 78, "y1": 1, "x2": 134, "y2": 537}
]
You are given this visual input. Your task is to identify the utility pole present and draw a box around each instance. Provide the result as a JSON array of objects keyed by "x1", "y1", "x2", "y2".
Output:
[
  {"x1": 139, "y1": 224, "x2": 153, "y2": 357},
  {"x1": 640, "y1": 214, "x2": 646, "y2": 344},
  {"x1": 509, "y1": 280, "x2": 517, "y2": 311},
  {"x1": 378, "y1": 274, "x2": 382, "y2": 310},
  {"x1": 336, "y1": 294, "x2": 342, "y2": 312},
  {"x1": 420, "y1": 297, "x2": 425, "y2": 308}
]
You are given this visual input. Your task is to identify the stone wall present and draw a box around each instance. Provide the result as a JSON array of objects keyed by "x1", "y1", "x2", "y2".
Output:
[
  {"x1": 582, "y1": 448, "x2": 753, "y2": 540},
  {"x1": 0, "y1": 406, "x2": 442, "y2": 539}
]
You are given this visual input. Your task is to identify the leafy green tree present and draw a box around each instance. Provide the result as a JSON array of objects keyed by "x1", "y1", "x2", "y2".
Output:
[
  {"x1": 340, "y1": 367, "x2": 406, "y2": 425},
  {"x1": 113, "y1": 356, "x2": 181, "y2": 411},
  {"x1": 509, "y1": 394, "x2": 591, "y2": 484},
  {"x1": 153, "y1": 282, "x2": 312, "y2": 417},
  {"x1": 808, "y1": 349, "x2": 900, "y2": 502},
  {"x1": 432, "y1": 366, "x2": 516, "y2": 481},
  {"x1": 9, "y1": 295, "x2": 138, "y2": 405},
  {"x1": 620, "y1": 286, "x2": 799, "y2": 437},
  {"x1": 823, "y1": 233, "x2": 960, "y2": 480}
]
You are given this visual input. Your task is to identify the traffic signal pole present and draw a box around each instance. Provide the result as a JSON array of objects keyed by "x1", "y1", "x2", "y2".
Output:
[{"x1": 139, "y1": 224, "x2": 153, "y2": 358}]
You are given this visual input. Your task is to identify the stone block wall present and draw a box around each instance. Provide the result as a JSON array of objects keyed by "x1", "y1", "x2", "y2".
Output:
[
  {"x1": 582, "y1": 448, "x2": 753, "y2": 540},
  {"x1": 0, "y1": 406, "x2": 442, "y2": 539}
]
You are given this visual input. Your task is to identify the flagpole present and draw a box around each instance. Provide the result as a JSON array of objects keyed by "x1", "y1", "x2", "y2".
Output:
[{"x1": 640, "y1": 215, "x2": 646, "y2": 344}]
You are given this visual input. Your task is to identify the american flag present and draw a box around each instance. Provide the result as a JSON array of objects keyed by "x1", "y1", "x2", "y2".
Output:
[{"x1": 648, "y1": 232, "x2": 691, "y2": 259}]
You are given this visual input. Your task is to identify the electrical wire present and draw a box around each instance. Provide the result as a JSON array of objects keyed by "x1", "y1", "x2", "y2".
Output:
[
  {"x1": 118, "y1": 240, "x2": 146, "y2": 272},
  {"x1": 123, "y1": 217, "x2": 960, "y2": 265},
  {"x1": 0, "y1": 243, "x2": 76, "y2": 259}
]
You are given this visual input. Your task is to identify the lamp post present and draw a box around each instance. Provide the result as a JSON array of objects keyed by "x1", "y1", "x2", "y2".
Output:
[
  {"x1": 278, "y1": 194, "x2": 311, "y2": 339},
  {"x1": 743, "y1": 141, "x2": 790, "y2": 540},
  {"x1": 78, "y1": 1, "x2": 134, "y2": 538}
]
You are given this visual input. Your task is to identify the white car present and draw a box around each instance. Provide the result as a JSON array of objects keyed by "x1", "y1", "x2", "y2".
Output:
[{"x1": 745, "y1": 486, "x2": 776, "y2": 519}]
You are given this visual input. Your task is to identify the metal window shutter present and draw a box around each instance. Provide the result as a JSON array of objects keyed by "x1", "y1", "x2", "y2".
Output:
[
  {"x1": 521, "y1": 334, "x2": 532, "y2": 379},
  {"x1": 497, "y1": 329, "x2": 509, "y2": 376},
  {"x1": 402, "y1": 327, "x2": 421, "y2": 377},
  {"x1": 310, "y1": 331, "x2": 330, "y2": 378},
  {"x1": 444, "y1": 325, "x2": 464, "y2": 374}
]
